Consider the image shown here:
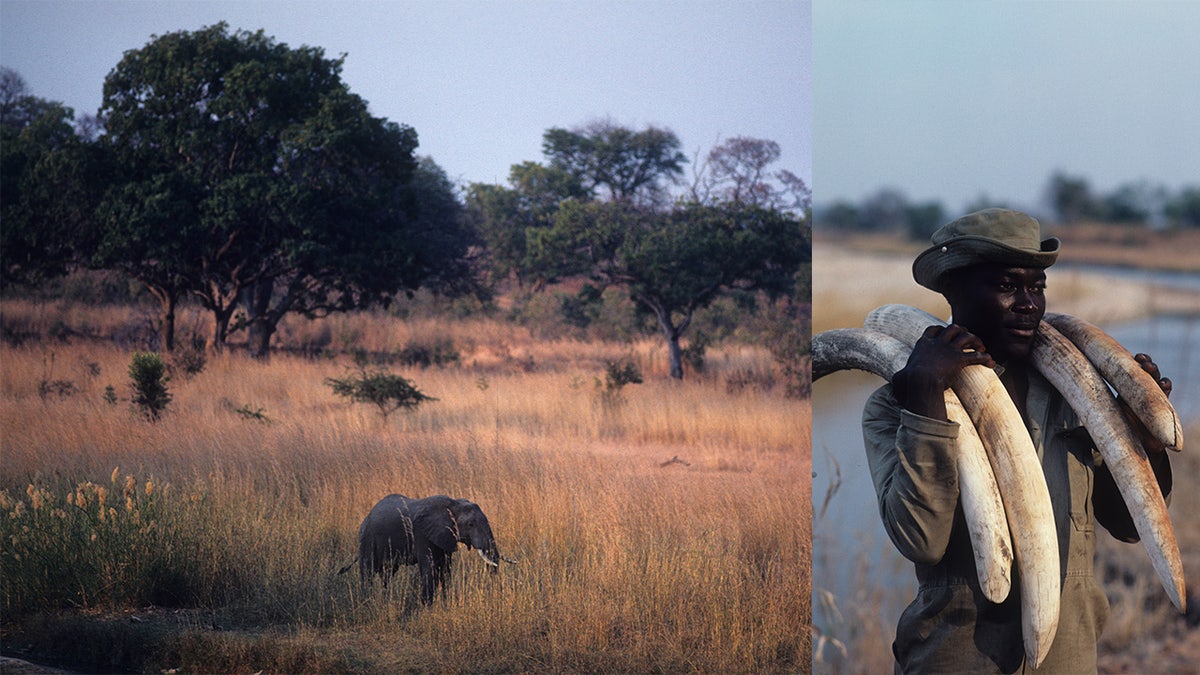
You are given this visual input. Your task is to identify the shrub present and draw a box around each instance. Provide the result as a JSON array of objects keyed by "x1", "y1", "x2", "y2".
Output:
[
  {"x1": 129, "y1": 352, "x2": 172, "y2": 421},
  {"x1": 597, "y1": 358, "x2": 643, "y2": 408},
  {"x1": 169, "y1": 333, "x2": 208, "y2": 379},
  {"x1": 325, "y1": 366, "x2": 436, "y2": 419}
]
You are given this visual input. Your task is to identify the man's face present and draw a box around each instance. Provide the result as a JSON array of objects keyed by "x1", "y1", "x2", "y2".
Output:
[{"x1": 945, "y1": 264, "x2": 1047, "y2": 364}]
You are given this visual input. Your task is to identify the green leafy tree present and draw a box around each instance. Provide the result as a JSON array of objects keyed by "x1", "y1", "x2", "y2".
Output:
[
  {"x1": 1, "y1": 68, "x2": 105, "y2": 287},
  {"x1": 542, "y1": 120, "x2": 687, "y2": 206},
  {"x1": 532, "y1": 201, "x2": 810, "y2": 379},
  {"x1": 465, "y1": 161, "x2": 586, "y2": 288},
  {"x1": 96, "y1": 24, "x2": 467, "y2": 358}
]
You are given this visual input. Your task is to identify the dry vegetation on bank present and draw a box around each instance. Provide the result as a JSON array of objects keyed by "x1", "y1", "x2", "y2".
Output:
[
  {"x1": 813, "y1": 230, "x2": 1200, "y2": 333},
  {"x1": 0, "y1": 303, "x2": 812, "y2": 673}
]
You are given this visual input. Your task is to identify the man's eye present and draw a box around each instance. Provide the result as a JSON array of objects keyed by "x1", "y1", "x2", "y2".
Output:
[
  {"x1": 1030, "y1": 285, "x2": 1046, "y2": 295},
  {"x1": 997, "y1": 283, "x2": 1016, "y2": 292}
]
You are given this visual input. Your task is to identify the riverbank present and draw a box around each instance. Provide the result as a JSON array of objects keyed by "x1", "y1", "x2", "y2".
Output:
[{"x1": 814, "y1": 240, "x2": 1200, "y2": 333}]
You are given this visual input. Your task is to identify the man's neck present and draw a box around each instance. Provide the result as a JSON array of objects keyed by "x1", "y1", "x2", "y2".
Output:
[{"x1": 998, "y1": 362, "x2": 1031, "y2": 424}]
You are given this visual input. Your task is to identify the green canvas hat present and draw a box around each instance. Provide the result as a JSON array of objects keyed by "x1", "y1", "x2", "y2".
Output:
[{"x1": 912, "y1": 208, "x2": 1060, "y2": 292}]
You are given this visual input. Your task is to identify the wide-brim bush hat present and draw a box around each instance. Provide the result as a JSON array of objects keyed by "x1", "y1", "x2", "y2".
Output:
[{"x1": 912, "y1": 208, "x2": 1060, "y2": 292}]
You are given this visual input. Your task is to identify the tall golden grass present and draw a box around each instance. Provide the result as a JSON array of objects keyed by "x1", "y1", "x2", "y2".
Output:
[{"x1": 0, "y1": 302, "x2": 812, "y2": 673}]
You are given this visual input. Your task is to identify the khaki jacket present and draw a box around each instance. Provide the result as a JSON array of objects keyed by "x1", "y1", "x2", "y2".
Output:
[{"x1": 862, "y1": 368, "x2": 1170, "y2": 674}]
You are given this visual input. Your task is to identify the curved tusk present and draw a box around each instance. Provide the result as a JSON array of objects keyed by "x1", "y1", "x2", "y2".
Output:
[
  {"x1": 500, "y1": 555, "x2": 519, "y2": 565},
  {"x1": 864, "y1": 304, "x2": 1061, "y2": 668},
  {"x1": 1043, "y1": 313, "x2": 1182, "y2": 452},
  {"x1": 812, "y1": 327, "x2": 911, "y2": 382},
  {"x1": 478, "y1": 549, "x2": 499, "y2": 567},
  {"x1": 1032, "y1": 322, "x2": 1186, "y2": 612},
  {"x1": 943, "y1": 390, "x2": 1013, "y2": 604},
  {"x1": 814, "y1": 327, "x2": 1013, "y2": 603}
]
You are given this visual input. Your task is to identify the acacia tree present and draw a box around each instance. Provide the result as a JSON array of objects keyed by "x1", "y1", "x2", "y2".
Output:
[
  {"x1": 531, "y1": 200, "x2": 809, "y2": 379},
  {"x1": 542, "y1": 120, "x2": 687, "y2": 206},
  {"x1": 97, "y1": 24, "x2": 462, "y2": 357}
]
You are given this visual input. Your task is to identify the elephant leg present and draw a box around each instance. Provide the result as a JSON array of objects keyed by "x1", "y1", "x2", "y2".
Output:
[
  {"x1": 418, "y1": 551, "x2": 437, "y2": 605},
  {"x1": 433, "y1": 551, "x2": 451, "y2": 601}
]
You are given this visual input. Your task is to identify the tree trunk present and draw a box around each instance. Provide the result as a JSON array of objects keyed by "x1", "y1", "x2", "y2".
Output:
[
  {"x1": 208, "y1": 304, "x2": 236, "y2": 354},
  {"x1": 666, "y1": 332, "x2": 684, "y2": 380},
  {"x1": 143, "y1": 284, "x2": 178, "y2": 352},
  {"x1": 653, "y1": 308, "x2": 685, "y2": 380},
  {"x1": 159, "y1": 292, "x2": 177, "y2": 353},
  {"x1": 245, "y1": 278, "x2": 276, "y2": 360}
]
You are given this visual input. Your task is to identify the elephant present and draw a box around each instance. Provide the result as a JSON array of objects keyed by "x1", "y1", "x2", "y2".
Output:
[{"x1": 339, "y1": 494, "x2": 515, "y2": 604}]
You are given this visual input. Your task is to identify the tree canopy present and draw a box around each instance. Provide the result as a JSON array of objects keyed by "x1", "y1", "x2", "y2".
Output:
[
  {"x1": 513, "y1": 125, "x2": 811, "y2": 379},
  {"x1": 1, "y1": 67, "x2": 104, "y2": 286},
  {"x1": 89, "y1": 23, "x2": 470, "y2": 356}
]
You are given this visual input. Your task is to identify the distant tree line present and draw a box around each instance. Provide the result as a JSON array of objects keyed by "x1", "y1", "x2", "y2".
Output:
[
  {"x1": 816, "y1": 171, "x2": 1200, "y2": 238},
  {"x1": 1, "y1": 24, "x2": 811, "y2": 382}
]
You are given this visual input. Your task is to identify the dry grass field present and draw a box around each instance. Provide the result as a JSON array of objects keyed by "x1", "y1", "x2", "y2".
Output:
[{"x1": 0, "y1": 304, "x2": 812, "y2": 673}]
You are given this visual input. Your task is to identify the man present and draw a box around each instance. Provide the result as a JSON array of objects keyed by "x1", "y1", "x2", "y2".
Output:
[{"x1": 862, "y1": 208, "x2": 1174, "y2": 673}]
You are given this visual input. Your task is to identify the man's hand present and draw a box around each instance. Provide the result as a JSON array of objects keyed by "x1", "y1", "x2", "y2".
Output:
[
  {"x1": 1120, "y1": 353, "x2": 1173, "y2": 455},
  {"x1": 892, "y1": 324, "x2": 996, "y2": 420}
]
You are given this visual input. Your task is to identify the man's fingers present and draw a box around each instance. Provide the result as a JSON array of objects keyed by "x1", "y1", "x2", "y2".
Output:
[{"x1": 1134, "y1": 353, "x2": 1171, "y2": 397}]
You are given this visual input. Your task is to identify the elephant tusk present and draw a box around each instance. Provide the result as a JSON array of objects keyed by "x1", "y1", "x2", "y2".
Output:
[
  {"x1": 1043, "y1": 313, "x2": 1183, "y2": 452},
  {"x1": 812, "y1": 327, "x2": 911, "y2": 382},
  {"x1": 813, "y1": 328, "x2": 1013, "y2": 603},
  {"x1": 1032, "y1": 322, "x2": 1186, "y2": 612},
  {"x1": 863, "y1": 304, "x2": 1061, "y2": 668},
  {"x1": 500, "y1": 555, "x2": 518, "y2": 565},
  {"x1": 478, "y1": 549, "x2": 500, "y2": 567}
]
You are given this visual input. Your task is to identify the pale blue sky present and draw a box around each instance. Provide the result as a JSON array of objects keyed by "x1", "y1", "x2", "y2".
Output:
[
  {"x1": 814, "y1": 0, "x2": 1200, "y2": 215},
  {"x1": 1, "y1": 0, "x2": 812, "y2": 189}
]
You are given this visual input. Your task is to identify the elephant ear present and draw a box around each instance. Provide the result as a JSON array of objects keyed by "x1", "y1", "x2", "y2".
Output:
[{"x1": 413, "y1": 506, "x2": 459, "y2": 553}]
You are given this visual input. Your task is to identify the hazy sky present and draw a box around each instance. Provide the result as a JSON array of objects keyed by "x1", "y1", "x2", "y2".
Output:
[
  {"x1": 814, "y1": 0, "x2": 1200, "y2": 215},
  {"x1": 1, "y1": 0, "x2": 812, "y2": 189}
]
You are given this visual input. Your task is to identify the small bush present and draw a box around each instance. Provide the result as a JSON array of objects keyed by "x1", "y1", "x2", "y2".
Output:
[
  {"x1": 169, "y1": 333, "x2": 208, "y2": 379},
  {"x1": 129, "y1": 352, "x2": 171, "y2": 421},
  {"x1": 603, "y1": 359, "x2": 643, "y2": 392},
  {"x1": 221, "y1": 399, "x2": 271, "y2": 424},
  {"x1": 325, "y1": 366, "x2": 436, "y2": 419},
  {"x1": 38, "y1": 378, "x2": 77, "y2": 399},
  {"x1": 597, "y1": 358, "x2": 643, "y2": 408}
]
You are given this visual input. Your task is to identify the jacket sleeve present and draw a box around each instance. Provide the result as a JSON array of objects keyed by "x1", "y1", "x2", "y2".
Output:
[{"x1": 862, "y1": 385, "x2": 963, "y2": 565}]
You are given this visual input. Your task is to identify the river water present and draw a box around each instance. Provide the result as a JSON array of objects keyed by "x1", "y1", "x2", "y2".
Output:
[{"x1": 811, "y1": 269, "x2": 1199, "y2": 663}]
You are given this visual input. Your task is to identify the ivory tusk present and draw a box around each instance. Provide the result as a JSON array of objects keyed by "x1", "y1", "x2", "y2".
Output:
[
  {"x1": 864, "y1": 304, "x2": 1061, "y2": 668},
  {"x1": 478, "y1": 549, "x2": 499, "y2": 567},
  {"x1": 813, "y1": 327, "x2": 1013, "y2": 603},
  {"x1": 1032, "y1": 322, "x2": 1186, "y2": 612},
  {"x1": 1043, "y1": 313, "x2": 1183, "y2": 452}
]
